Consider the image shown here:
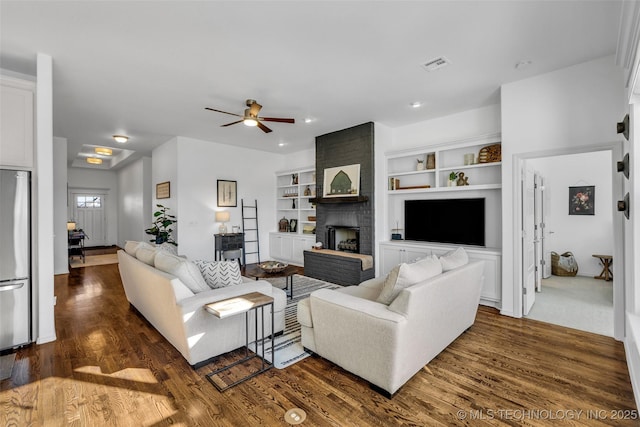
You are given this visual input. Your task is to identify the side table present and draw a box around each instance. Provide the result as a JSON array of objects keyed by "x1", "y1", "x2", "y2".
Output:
[
  {"x1": 592, "y1": 254, "x2": 613, "y2": 281},
  {"x1": 244, "y1": 264, "x2": 298, "y2": 300},
  {"x1": 204, "y1": 291, "x2": 274, "y2": 391}
]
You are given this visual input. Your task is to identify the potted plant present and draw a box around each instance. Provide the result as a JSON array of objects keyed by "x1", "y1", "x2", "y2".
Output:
[
  {"x1": 145, "y1": 204, "x2": 177, "y2": 245},
  {"x1": 448, "y1": 171, "x2": 458, "y2": 187}
]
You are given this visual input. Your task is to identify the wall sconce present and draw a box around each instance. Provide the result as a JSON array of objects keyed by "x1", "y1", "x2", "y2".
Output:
[
  {"x1": 617, "y1": 153, "x2": 629, "y2": 179},
  {"x1": 215, "y1": 211, "x2": 230, "y2": 234},
  {"x1": 618, "y1": 192, "x2": 630, "y2": 220},
  {"x1": 617, "y1": 114, "x2": 629, "y2": 141}
]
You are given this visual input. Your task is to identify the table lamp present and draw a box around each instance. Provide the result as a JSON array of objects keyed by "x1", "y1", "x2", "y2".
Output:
[
  {"x1": 67, "y1": 221, "x2": 77, "y2": 231},
  {"x1": 215, "y1": 211, "x2": 230, "y2": 234}
]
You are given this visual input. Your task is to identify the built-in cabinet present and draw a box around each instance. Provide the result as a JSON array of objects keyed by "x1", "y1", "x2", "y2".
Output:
[
  {"x1": 1, "y1": 76, "x2": 35, "y2": 168},
  {"x1": 269, "y1": 232, "x2": 315, "y2": 266},
  {"x1": 379, "y1": 241, "x2": 501, "y2": 308},
  {"x1": 275, "y1": 167, "x2": 316, "y2": 235}
]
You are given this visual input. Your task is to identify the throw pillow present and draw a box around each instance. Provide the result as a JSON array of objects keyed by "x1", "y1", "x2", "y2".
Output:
[
  {"x1": 124, "y1": 240, "x2": 142, "y2": 256},
  {"x1": 154, "y1": 251, "x2": 210, "y2": 293},
  {"x1": 439, "y1": 247, "x2": 469, "y2": 271},
  {"x1": 376, "y1": 255, "x2": 443, "y2": 305},
  {"x1": 193, "y1": 260, "x2": 243, "y2": 289},
  {"x1": 155, "y1": 242, "x2": 178, "y2": 256},
  {"x1": 135, "y1": 244, "x2": 158, "y2": 266}
]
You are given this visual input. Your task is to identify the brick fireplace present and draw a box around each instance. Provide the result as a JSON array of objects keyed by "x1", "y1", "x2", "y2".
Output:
[{"x1": 304, "y1": 122, "x2": 375, "y2": 285}]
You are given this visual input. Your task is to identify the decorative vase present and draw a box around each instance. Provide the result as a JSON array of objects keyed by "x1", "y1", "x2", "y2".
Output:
[
  {"x1": 279, "y1": 217, "x2": 289, "y2": 232},
  {"x1": 426, "y1": 154, "x2": 436, "y2": 169},
  {"x1": 416, "y1": 160, "x2": 425, "y2": 171},
  {"x1": 292, "y1": 198, "x2": 296, "y2": 209}
]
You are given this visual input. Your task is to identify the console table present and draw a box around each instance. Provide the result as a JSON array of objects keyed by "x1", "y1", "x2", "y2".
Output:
[{"x1": 214, "y1": 233, "x2": 245, "y2": 266}]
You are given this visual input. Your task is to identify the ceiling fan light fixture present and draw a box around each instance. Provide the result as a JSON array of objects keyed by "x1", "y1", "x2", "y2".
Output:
[
  {"x1": 243, "y1": 118, "x2": 258, "y2": 127},
  {"x1": 113, "y1": 135, "x2": 128, "y2": 143},
  {"x1": 86, "y1": 157, "x2": 103, "y2": 165},
  {"x1": 95, "y1": 147, "x2": 113, "y2": 156}
]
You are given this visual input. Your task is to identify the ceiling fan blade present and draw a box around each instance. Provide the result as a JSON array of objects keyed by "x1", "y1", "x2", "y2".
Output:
[
  {"x1": 257, "y1": 122, "x2": 272, "y2": 133},
  {"x1": 205, "y1": 107, "x2": 242, "y2": 117},
  {"x1": 248, "y1": 100, "x2": 262, "y2": 117},
  {"x1": 221, "y1": 120, "x2": 244, "y2": 127},
  {"x1": 260, "y1": 117, "x2": 295, "y2": 123}
]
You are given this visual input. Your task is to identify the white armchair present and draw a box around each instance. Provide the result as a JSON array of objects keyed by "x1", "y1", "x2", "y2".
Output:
[{"x1": 297, "y1": 260, "x2": 484, "y2": 396}]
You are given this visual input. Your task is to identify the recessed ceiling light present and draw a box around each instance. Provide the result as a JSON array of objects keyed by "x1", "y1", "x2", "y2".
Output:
[
  {"x1": 304, "y1": 117, "x2": 313, "y2": 124},
  {"x1": 113, "y1": 135, "x2": 128, "y2": 143},
  {"x1": 278, "y1": 142, "x2": 286, "y2": 147},
  {"x1": 515, "y1": 60, "x2": 532, "y2": 70},
  {"x1": 86, "y1": 157, "x2": 103, "y2": 165},
  {"x1": 95, "y1": 147, "x2": 113, "y2": 156},
  {"x1": 410, "y1": 101, "x2": 422, "y2": 108}
]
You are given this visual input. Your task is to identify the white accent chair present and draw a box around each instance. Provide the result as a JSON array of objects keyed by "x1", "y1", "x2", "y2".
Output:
[{"x1": 297, "y1": 260, "x2": 484, "y2": 396}]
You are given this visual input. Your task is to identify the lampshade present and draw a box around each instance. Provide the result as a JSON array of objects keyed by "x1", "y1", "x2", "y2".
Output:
[
  {"x1": 215, "y1": 211, "x2": 230, "y2": 223},
  {"x1": 67, "y1": 222, "x2": 76, "y2": 231}
]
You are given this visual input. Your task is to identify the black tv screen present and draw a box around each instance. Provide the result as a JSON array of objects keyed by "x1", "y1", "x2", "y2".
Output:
[{"x1": 404, "y1": 198, "x2": 485, "y2": 246}]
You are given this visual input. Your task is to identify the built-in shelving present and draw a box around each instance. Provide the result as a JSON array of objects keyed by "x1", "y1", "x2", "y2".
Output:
[{"x1": 275, "y1": 167, "x2": 316, "y2": 236}]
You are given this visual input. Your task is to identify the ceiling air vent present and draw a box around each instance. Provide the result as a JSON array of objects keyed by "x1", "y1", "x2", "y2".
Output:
[{"x1": 421, "y1": 56, "x2": 451, "y2": 72}]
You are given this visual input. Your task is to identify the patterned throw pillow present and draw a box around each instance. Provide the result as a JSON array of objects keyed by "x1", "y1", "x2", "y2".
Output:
[{"x1": 194, "y1": 260, "x2": 243, "y2": 289}]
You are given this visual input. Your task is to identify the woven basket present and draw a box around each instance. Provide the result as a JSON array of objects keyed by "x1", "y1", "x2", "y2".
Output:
[
  {"x1": 478, "y1": 143, "x2": 501, "y2": 163},
  {"x1": 551, "y1": 251, "x2": 578, "y2": 277}
]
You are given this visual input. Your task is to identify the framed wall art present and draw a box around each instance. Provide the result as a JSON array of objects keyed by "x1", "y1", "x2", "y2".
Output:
[
  {"x1": 217, "y1": 180, "x2": 237, "y2": 207},
  {"x1": 156, "y1": 181, "x2": 170, "y2": 199},
  {"x1": 323, "y1": 164, "x2": 360, "y2": 197},
  {"x1": 569, "y1": 185, "x2": 594, "y2": 215}
]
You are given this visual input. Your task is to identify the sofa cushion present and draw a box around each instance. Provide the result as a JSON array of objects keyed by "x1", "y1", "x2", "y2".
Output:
[
  {"x1": 136, "y1": 244, "x2": 158, "y2": 266},
  {"x1": 193, "y1": 260, "x2": 243, "y2": 289},
  {"x1": 155, "y1": 251, "x2": 210, "y2": 293},
  {"x1": 124, "y1": 240, "x2": 143, "y2": 256},
  {"x1": 155, "y1": 242, "x2": 178, "y2": 255},
  {"x1": 439, "y1": 247, "x2": 469, "y2": 271},
  {"x1": 376, "y1": 255, "x2": 443, "y2": 305}
]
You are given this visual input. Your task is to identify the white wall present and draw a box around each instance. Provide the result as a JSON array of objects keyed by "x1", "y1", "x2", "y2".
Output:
[
  {"x1": 151, "y1": 136, "x2": 286, "y2": 261},
  {"x1": 501, "y1": 55, "x2": 626, "y2": 320},
  {"x1": 151, "y1": 137, "x2": 178, "y2": 244},
  {"x1": 67, "y1": 167, "x2": 119, "y2": 246},
  {"x1": 529, "y1": 151, "x2": 613, "y2": 278},
  {"x1": 117, "y1": 157, "x2": 152, "y2": 247},
  {"x1": 52, "y1": 136, "x2": 68, "y2": 275}
]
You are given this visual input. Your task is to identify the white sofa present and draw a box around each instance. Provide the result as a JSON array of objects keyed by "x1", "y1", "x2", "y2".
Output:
[
  {"x1": 117, "y1": 247, "x2": 286, "y2": 367},
  {"x1": 297, "y1": 255, "x2": 484, "y2": 396}
]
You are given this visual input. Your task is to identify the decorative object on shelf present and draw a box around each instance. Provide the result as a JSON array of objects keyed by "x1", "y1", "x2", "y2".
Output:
[
  {"x1": 323, "y1": 163, "x2": 360, "y2": 197},
  {"x1": 478, "y1": 144, "x2": 501, "y2": 163},
  {"x1": 156, "y1": 181, "x2": 170, "y2": 199},
  {"x1": 464, "y1": 153, "x2": 475, "y2": 165},
  {"x1": 617, "y1": 153, "x2": 629, "y2": 179},
  {"x1": 569, "y1": 186, "x2": 594, "y2": 215},
  {"x1": 618, "y1": 192, "x2": 630, "y2": 220},
  {"x1": 416, "y1": 157, "x2": 425, "y2": 170},
  {"x1": 308, "y1": 215, "x2": 316, "y2": 221},
  {"x1": 217, "y1": 179, "x2": 237, "y2": 207},
  {"x1": 215, "y1": 211, "x2": 230, "y2": 234},
  {"x1": 391, "y1": 221, "x2": 402, "y2": 240},
  {"x1": 426, "y1": 153, "x2": 436, "y2": 169},
  {"x1": 448, "y1": 171, "x2": 458, "y2": 187},
  {"x1": 456, "y1": 172, "x2": 469, "y2": 186},
  {"x1": 304, "y1": 185, "x2": 311, "y2": 196},
  {"x1": 303, "y1": 225, "x2": 316, "y2": 234},
  {"x1": 232, "y1": 225, "x2": 241, "y2": 233},
  {"x1": 291, "y1": 173, "x2": 299, "y2": 185},
  {"x1": 279, "y1": 217, "x2": 290, "y2": 232},
  {"x1": 289, "y1": 219, "x2": 297, "y2": 232},
  {"x1": 292, "y1": 198, "x2": 296, "y2": 209},
  {"x1": 144, "y1": 204, "x2": 177, "y2": 245},
  {"x1": 617, "y1": 114, "x2": 629, "y2": 140},
  {"x1": 258, "y1": 260, "x2": 289, "y2": 273},
  {"x1": 312, "y1": 242, "x2": 323, "y2": 249},
  {"x1": 283, "y1": 188, "x2": 298, "y2": 197}
]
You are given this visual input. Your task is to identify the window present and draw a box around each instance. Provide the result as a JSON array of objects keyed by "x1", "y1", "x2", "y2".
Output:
[{"x1": 76, "y1": 195, "x2": 102, "y2": 208}]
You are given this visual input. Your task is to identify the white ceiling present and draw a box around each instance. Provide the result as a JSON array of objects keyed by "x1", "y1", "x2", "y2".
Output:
[{"x1": 0, "y1": 1, "x2": 623, "y2": 170}]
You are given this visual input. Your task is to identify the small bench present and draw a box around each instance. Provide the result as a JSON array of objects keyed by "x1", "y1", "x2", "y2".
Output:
[
  {"x1": 592, "y1": 254, "x2": 613, "y2": 281},
  {"x1": 304, "y1": 249, "x2": 374, "y2": 286}
]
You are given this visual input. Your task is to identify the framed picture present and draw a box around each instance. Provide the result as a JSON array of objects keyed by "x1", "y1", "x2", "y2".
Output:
[
  {"x1": 323, "y1": 164, "x2": 360, "y2": 197},
  {"x1": 217, "y1": 180, "x2": 237, "y2": 207},
  {"x1": 156, "y1": 181, "x2": 170, "y2": 199},
  {"x1": 569, "y1": 186, "x2": 594, "y2": 215}
]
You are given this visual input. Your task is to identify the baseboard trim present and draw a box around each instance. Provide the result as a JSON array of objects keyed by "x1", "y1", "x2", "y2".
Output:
[{"x1": 625, "y1": 313, "x2": 640, "y2": 411}]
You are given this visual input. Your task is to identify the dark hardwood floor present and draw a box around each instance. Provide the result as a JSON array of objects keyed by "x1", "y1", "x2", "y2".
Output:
[{"x1": 0, "y1": 262, "x2": 636, "y2": 426}]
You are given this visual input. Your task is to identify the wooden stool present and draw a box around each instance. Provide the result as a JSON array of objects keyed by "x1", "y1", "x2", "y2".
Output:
[{"x1": 592, "y1": 254, "x2": 613, "y2": 281}]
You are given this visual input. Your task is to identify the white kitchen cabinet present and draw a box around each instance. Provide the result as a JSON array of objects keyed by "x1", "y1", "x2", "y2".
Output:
[
  {"x1": 269, "y1": 232, "x2": 315, "y2": 266},
  {"x1": 379, "y1": 241, "x2": 502, "y2": 308},
  {"x1": 1, "y1": 77, "x2": 35, "y2": 168}
]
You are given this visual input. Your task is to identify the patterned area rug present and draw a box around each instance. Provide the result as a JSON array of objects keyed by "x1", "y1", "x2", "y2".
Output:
[
  {"x1": 259, "y1": 274, "x2": 340, "y2": 369},
  {"x1": 69, "y1": 253, "x2": 119, "y2": 269}
]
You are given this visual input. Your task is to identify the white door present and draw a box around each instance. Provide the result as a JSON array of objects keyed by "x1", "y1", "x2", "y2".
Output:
[
  {"x1": 534, "y1": 174, "x2": 545, "y2": 292},
  {"x1": 522, "y1": 167, "x2": 536, "y2": 315},
  {"x1": 71, "y1": 192, "x2": 107, "y2": 247}
]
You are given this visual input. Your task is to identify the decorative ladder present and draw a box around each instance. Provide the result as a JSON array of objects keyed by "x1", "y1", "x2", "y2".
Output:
[{"x1": 241, "y1": 199, "x2": 260, "y2": 265}]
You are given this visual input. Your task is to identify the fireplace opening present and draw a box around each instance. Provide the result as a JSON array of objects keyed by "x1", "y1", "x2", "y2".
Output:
[{"x1": 327, "y1": 226, "x2": 360, "y2": 253}]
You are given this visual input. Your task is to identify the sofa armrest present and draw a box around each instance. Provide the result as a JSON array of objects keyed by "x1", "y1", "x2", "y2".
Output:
[
  {"x1": 310, "y1": 288, "x2": 405, "y2": 324},
  {"x1": 357, "y1": 276, "x2": 385, "y2": 292}
]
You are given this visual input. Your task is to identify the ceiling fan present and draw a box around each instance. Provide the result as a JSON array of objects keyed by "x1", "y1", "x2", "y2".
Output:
[{"x1": 205, "y1": 99, "x2": 295, "y2": 133}]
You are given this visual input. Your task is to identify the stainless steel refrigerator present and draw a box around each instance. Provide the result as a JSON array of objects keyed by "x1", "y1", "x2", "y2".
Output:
[{"x1": 0, "y1": 169, "x2": 31, "y2": 351}]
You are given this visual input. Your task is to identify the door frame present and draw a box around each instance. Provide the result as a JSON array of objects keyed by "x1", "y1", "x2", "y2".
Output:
[
  {"x1": 68, "y1": 187, "x2": 109, "y2": 247},
  {"x1": 512, "y1": 142, "x2": 625, "y2": 340}
]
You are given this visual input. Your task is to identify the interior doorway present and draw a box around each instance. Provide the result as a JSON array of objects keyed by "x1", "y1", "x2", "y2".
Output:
[{"x1": 518, "y1": 148, "x2": 621, "y2": 338}]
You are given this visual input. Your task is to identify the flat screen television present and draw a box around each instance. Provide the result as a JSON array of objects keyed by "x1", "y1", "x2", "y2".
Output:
[{"x1": 404, "y1": 198, "x2": 485, "y2": 246}]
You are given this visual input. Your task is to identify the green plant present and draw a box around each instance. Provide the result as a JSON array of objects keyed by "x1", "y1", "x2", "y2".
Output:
[
  {"x1": 449, "y1": 171, "x2": 458, "y2": 181},
  {"x1": 145, "y1": 204, "x2": 177, "y2": 245}
]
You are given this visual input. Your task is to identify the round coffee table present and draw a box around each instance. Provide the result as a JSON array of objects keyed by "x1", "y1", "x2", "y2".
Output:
[{"x1": 244, "y1": 263, "x2": 298, "y2": 300}]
